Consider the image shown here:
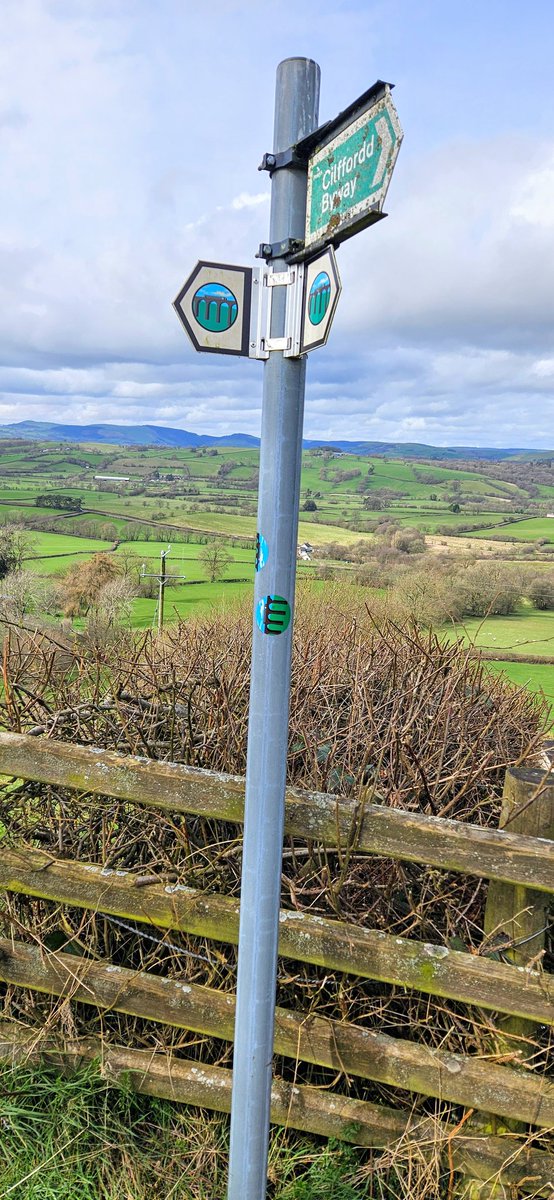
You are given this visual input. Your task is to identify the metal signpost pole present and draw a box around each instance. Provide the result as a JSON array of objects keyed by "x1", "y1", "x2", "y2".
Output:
[
  {"x1": 171, "y1": 57, "x2": 402, "y2": 1200},
  {"x1": 226, "y1": 57, "x2": 320, "y2": 1200}
]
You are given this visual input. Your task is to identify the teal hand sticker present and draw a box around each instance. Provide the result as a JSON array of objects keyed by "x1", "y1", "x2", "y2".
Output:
[
  {"x1": 255, "y1": 533, "x2": 268, "y2": 572},
  {"x1": 256, "y1": 595, "x2": 291, "y2": 635}
]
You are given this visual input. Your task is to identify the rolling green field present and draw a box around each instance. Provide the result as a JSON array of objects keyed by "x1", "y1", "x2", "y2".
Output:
[
  {"x1": 470, "y1": 517, "x2": 554, "y2": 541},
  {"x1": 1, "y1": 437, "x2": 553, "y2": 721},
  {"x1": 130, "y1": 580, "x2": 253, "y2": 627},
  {"x1": 25, "y1": 532, "x2": 113, "y2": 557},
  {"x1": 444, "y1": 610, "x2": 554, "y2": 722},
  {"x1": 446, "y1": 610, "x2": 554, "y2": 657},
  {"x1": 485, "y1": 659, "x2": 554, "y2": 712}
]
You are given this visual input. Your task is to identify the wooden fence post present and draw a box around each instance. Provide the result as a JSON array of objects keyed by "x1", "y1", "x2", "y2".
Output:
[
  {"x1": 457, "y1": 764, "x2": 554, "y2": 1199},
  {"x1": 484, "y1": 763, "x2": 554, "y2": 1057}
]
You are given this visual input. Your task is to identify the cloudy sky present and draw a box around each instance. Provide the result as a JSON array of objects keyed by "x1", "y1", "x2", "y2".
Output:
[{"x1": 1, "y1": 0, "x2": 553, "y2": 448}]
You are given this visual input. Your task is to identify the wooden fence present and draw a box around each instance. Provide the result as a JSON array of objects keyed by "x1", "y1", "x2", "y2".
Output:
[{"x1": 0, "y1": 730, "x2": 552, "y2": 1197}]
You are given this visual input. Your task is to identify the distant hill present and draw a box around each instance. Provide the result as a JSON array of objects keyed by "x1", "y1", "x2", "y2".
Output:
[
  {"x1": 0, "y1": 421, "x2": 550, "y2": 461},
  {"x1": 0, "y1": 421, "x2": 260, "y2": 449}
]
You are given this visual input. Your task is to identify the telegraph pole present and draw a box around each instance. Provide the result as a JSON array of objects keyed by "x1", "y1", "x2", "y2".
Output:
[
  {"x1": 226, "y1": 57, "x2": 320, "y2": 1200},
  {"x1": 140, "y1": 546, "x2": 186, "y2": 632},
  {"x1": 158, "y1": 548, "x2": 166, "y2": 633}
]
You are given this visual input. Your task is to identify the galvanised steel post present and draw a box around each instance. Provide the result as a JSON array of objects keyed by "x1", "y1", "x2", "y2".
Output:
[{"x1": 226, "y1": 57, "x2": 320, "y2": 1200}]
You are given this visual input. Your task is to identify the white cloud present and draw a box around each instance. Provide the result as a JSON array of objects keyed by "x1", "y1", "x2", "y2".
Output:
[
  {"x1": 510, "y1": 156, "x2": 554, "y2": 229},
  {"x1": 232, "y1": 192, "x2": 270, "y2": 210},
  {"x1": 0, "y1": 1, "x2": 553, "y2": 448}
]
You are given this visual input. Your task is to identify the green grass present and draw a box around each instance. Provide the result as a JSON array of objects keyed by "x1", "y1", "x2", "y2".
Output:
[
  {"x1": 0, "y1": 503, "x2": 55, "y2": 521},
  {"x1": 131, "y1": 580, "x2": 254, "y2": 626},
  {"x1": 361, "y1": 507, "x2": 509, "y2": 532},
  {"x1": 446, "y1": 610, "x2": 554, "y2": 658},
  {"x1": 24, "y1": 532, "x2": 112, "y2": 557},
  {"x1": 0, "y1": 1059, "x2": 378, "y2": 1200},
  {"x1": 485, "y1": 659, "x2": 554, "y2": 713},
  {"x1": 443, "y1": 609, "x2": 554, "y2": 721},
  {"x1": 32, "y1": 553, "x2": 112, "y2": 576},
  {"x1": 130, "y1": 568, "x2": 318, "y2": 627},
  {"x1": 470, "y1": 517, "x2": 554, "y2": 542}
]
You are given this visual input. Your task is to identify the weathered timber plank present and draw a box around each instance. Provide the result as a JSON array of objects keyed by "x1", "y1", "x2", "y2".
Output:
[
  {"x1": 459, "y1": 766, "x2": 554, "y2": 1197},
  {"x1": 485, "y1": 767, "x2": 554, "y2": 1051},
  {"x1": 2, "y1": 847, "x2": 553, "y2": 1026},
  {"x1": 1, "y1": 732, "x2": 553, "y2": 893},
  {"x1": 0, "y1": 938, "x2": 552, "y2": 1128},
  {"x1": 0, "y1": 1021, "x2": 551, "y2": 1193}
]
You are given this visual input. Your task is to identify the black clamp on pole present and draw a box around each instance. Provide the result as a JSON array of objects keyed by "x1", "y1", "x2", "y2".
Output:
[
  {"x1": 258, "y1": 145, "x2": 306, "y2": 174},
  {"x1": 256, "y1": 237, "x2": 304, "y2": 262}
]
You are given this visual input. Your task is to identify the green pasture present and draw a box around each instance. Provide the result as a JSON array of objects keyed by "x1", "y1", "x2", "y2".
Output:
[
  {"x1": 0, "y1": 503, "x2": 55, "y2": 522},
  {"x1": 33, "y1": 553, "x2": 111, "y2": 576},
  {"x1": 0, "y1": 486, "x2": 47, "y2": 498},
  {"x1": 116, "y1": 540, "x2": 254, "y2": 583},
  {"x1": 410, "y1": 461, "x2": 523, "y2": 493},
  {"x1": 151, "y1": 509, "x2": 374, "y2": 547},
  {"x1": 360, "y1": 507, "x2": 510, "y2": 532},
  {"x1": 485, "y1": 660, "x2": 554, "y2": 716},
  {"x1": 445, "y1": 610, "x2": 554, "y2": 658},
  {"x1": 363, "y1": 459, "x2": 525, "y2": 500},
  {"x1": 131, "y1": 579, "x2": 254, "y2": 626},
  {"x1": 20, "y1": 530, "x2": 114, "y2": 575},
  {"x1": 470, "y1": 517, "x2": 554, "y2": 542},
  {"x1": 61, "y1": 514, "x2": 134, "y2": 537},
  {"x1": 24, "y1": 531, "x2": 112, "y2": 558},
  {"x1": 130, "y1": 568, "x2": 318, "y2": 628}
]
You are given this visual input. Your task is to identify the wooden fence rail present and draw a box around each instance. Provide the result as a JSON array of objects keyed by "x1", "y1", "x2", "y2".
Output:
[
  {"x1": 1, "y1": 1019, "x2": 552, "y2": 1195},
  {"x1": 0, "y1": 937, "x2": 553, "y2": 1129},
  {"x1": 1, "y1": 846, "x2": 553, "y2": 1026},
  {"x1": 1, "y1": 1021, "x2": 552, "y2": 1196},
  {"x1": 1, "y1": 732, "x2": 553, "y2": 893},
  {"x1": 1, "y1": 731, "x2": 553, "y2": 1195}
]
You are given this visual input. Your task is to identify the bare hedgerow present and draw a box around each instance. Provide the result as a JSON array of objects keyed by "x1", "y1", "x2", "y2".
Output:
[{"x1": 0, "y1": 593, "x2": 551, "y2": 1148}]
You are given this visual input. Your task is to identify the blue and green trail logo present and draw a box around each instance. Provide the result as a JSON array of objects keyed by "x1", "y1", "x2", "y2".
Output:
[
  {"x1": 308, "y1": 272, "x2": 331, "y2": 326},
  {"x1": 192, "y1": 282, "x2": 238, "y2": 332},
  {"x1": 255, "y1": 533, "x2": 268, "y2": 572},
  {"x1": 256, "y1": 594, "x2": 291, "y2": 635}
]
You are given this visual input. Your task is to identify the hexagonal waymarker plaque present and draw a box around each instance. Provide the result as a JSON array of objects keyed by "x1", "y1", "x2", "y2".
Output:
[
  {"x1": 299, "y1": 246, "x2": 342, "y2": 354},
  {"x1": 173, "y1": 261, "x2": 253, "y2": 356}
]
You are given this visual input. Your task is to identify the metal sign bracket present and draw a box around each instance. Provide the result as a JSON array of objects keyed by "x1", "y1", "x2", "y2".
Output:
[
  {"x1": 283, "y1": 262, "x2": 305, "y2": 357},
  {"x1": 258, "y1": 145, "x2": 307, "y2": 175},
  {"x1": 256, "y1": 236, "x2": 304, "y2": 261},
  {"x1": 248, "y1": 267, "x2": 269, "y2": 360},
  {"x1": 266, "y1": 268, "x2": 296, "y2": 287},
  {"x1": 251, "y1": 265, "x2": 305, "y2": 358}
]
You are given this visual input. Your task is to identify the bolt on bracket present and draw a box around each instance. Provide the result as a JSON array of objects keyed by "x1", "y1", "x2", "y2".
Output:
[
  {"x1": 258, "y1": 145, "x2": 307, "y2": 174},
  {"x1": 256, "y1": 237, "x2": 304, "y2": 262}
]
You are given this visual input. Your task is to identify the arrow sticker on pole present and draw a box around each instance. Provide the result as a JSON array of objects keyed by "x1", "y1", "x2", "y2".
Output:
[
  {"x1": 255, "y1": 533, "x2": 269, "y2": 571},
  {"x1": 255, "y1": 595, "x2": 291, "y2": 635}
]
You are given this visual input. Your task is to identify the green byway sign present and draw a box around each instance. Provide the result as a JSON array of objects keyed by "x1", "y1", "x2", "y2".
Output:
[{"x1": 305, "y1": 85, "x2": 403, "y2": 254}]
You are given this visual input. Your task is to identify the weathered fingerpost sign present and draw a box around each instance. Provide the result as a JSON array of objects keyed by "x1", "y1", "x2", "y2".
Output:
[
  {"x1": 172, "y1": 59, "x2": 402, "y2": 1200},
  {"x1": 305, "y1": 82, "x2": 403, "y2": 255}
]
